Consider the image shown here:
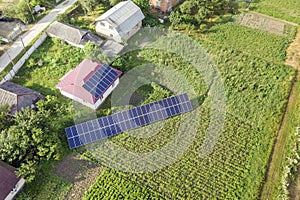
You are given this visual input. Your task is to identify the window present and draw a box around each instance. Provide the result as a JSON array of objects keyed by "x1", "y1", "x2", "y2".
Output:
[
  {"x1": 110, "y1": 34, "x2": 113, "y2": 37},
  {"x1": 109, "y1": 25, "x2": 113, "y2": 30},
  {"x1": 99, "y1": 22, "x2": 105, "y2": 26},
  {"x1": 156, "y1": 0, "x2": 161, "y2": 7}
]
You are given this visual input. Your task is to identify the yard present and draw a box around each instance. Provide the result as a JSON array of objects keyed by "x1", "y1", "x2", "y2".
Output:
[
  {"x1": 9, "y1": 14, "x2": 294, "y2": 199},
  {"x1": 7, "y1": 1, "x2": 300, "y2": 198}
]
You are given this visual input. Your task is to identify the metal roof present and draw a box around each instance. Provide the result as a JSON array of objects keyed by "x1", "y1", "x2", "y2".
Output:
[
  {"x1": 0, "y1": 82, "x2": 43, "y2": 115},
  {"x1": 46, "y1": 21, "x2": 103, "y2": 46},
  {"x1": 95, "y1": 1, "x2": 145, "y2": 36}
]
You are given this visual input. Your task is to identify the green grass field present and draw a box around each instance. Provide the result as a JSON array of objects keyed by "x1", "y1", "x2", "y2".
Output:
[
  {"x1": 250, "y1": 0, "x2": 300, "y2": 24},
  {"x1": 11, "y1": 19, "x2": 296, "y2": 199}
]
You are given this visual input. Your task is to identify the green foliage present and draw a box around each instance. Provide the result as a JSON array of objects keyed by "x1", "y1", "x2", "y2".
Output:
[
  {"x1": 132, "y1": 0, "x2": 150, "y2": 12},
  {"x1": 200, "y1": 22, "x2": 291, "y2": 62},
  {"x1": 250, "y1": 0, "x2": 300, "y2": 24},
  {"x1": 0, "y1": 104, "x2": 13, "y2": 131},
  {"x1": 0, "y1": 96, "x2": 72, "y2": 182},
  {"x1": 13, "y1": 38, "x2": 85, "y2": 95},
  {"x1": 169, "y1": 0, "x2": 238, "y2": 28},
  {"x1": 17, "y1": 172, "x2": 72, "y2": 200},
  {"x1": 78, "y1": 0, "x2": 97, "y2": 14},
  {"x1": 84, "y1": 169, "x2": 164, "y2": 200},
  {"x1": 84, "y1": 23, "x2": 294, "y2": 199},
  {"x1": 2, "y1": 0, "x2": 33, "y2": 24}
]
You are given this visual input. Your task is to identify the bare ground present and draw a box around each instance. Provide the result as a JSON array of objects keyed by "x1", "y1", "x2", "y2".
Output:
[
  {"x1": 285, "y1": 28, "x2": 300, "y2": 70},
  {"x1": 52, "y1": 153, "x2": 103, "y2": 200}
]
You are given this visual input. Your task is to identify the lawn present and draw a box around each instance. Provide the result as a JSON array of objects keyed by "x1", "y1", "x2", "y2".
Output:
[
  {"x1": 250, "y1": 0, "x2": 300, "y2": 24},
  {"x1": 13, "y1": 37, "x2": 86, "y2": 96}
]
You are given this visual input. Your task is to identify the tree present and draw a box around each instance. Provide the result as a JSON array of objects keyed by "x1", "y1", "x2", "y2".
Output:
[
  {"x1": 78, "y1": 0, "x2": 97, "y2": 15},
  {"x1": 132, "y1": 0, "x2": 150, "y2": 12},
  {"x1": 0, "y1": 96, "x2": 72, "y2": 182},
  {"x1": 0, "y1": 104, "x2": 13, "y2": 131},
  {"x1": 2, "y1": 0, "x2": 33, "y2": 24}
]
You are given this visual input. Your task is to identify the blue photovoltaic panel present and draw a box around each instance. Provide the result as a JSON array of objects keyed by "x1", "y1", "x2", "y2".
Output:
[
  {"x1": 83, "y1": 64, "x2": 119, "y2": 99},
  {"x1": 65, "y1": 93, "x2": 193, "y2": 149}
]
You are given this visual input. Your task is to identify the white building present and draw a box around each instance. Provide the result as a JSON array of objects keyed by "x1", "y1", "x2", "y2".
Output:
[
  {"x1": 95, "y1": 1, "x2": 145, "y2": 43},
  {"x1": 56, "y1": 59, "x2": 122, "y2": 109}
]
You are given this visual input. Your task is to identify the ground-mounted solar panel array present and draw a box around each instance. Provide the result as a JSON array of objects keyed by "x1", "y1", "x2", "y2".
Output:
[
  {"x1": 83, "y1": 64, "x2": 119, "y2": 99},
  {"x1": 65, "y1": 93, "x2": 193, "y2": 149}
]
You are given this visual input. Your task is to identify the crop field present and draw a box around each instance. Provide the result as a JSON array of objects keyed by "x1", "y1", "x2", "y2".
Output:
[
  {"x1": 83, "y1": 23, "x2": 295, "y2": 199},
  {"x1": 234, "y1": 12, "x2": 297, "y2": 36},
  {"x1": 250, "y1": 0, "x2": 300, "y2": 24},
  {"x1": 11, "y1": 21, "x2": 296, "y2": 199},
  {"x1": 197, "y1": 22, "x2": 293, "y2": 63}
]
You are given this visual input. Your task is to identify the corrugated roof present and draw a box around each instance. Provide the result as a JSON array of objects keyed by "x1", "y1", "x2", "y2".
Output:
[
  {"x1": 95, "y1": 1, "x2": 145, "y2": 36},
  {"x1": 101, "y1": 40, "x2": 124, "y2": 55},
  {"x1": 0, "y1": 161, "x2": 20, "y2": 200},
  {"x1": 0, "y1": 82, "x2": 43, "y2": 115},
  {"x1": 46, "y1": 21, "x2": 103, "y2": 46},
  {"x1": 56, "y1": 59, "x2": 122, "y2": 105}
]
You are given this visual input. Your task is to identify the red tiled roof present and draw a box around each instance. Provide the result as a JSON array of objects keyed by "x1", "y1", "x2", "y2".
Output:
[
  {"x1": 56, "y1": 59, "x2": 122, "y2": 104},
  {"x1": 0, "y1": 162, "x2": 20, "y2": 200}
]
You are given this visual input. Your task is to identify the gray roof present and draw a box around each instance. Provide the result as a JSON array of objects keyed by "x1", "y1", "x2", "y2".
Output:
[
  {"x1": 0, "y1": 82, "x2": 43, "y2": 115},
  {"x1": 46, "y1": 21, "x2": 103, "y2": 46},
  {"x1": 0, "y1": 20, "x2": 25, "y2": 42},
  {"x1": 101, "y1": 40, "x2": 124, "y2": 55},
  {"x1": 95, "y1": 1, "x2": 145, "y2": 36}
]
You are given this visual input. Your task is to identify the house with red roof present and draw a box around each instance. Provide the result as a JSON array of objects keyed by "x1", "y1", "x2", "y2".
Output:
[
  {"x1": 56, "y1": 59, "x2": 122, "y2": 110},
  {"x1": 0, "y1": 161, "x2": 25, "y2": 200}
]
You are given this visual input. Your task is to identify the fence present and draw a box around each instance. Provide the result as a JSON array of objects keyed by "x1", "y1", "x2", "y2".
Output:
[{"x1": 0, "y1": 33, "x2": 47, "y2": 84}]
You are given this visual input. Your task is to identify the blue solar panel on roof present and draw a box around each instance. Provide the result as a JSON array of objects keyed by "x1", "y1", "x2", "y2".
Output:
[
  {"x1": 65, "y1": 93, "x2": 193, "y2": 149},
  {"x1": 82, "y1": 64, "x2": 119, "y2": 99}
]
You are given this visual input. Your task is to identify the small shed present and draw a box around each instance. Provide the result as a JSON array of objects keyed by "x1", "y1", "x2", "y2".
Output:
[
  {"x1": 46, "y1": 21, "x2": 103, "y2": 48},
  {"x1": 0, "y1": 81, "x2": 44, "y2": 115}
]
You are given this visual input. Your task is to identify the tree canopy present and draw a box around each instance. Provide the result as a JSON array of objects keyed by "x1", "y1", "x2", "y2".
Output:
[{"x1": 0, "y1": 96, "x2": 73, "y2": 182}]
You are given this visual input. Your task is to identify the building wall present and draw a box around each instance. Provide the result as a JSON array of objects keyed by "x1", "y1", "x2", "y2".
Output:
[
  {"x1": 95, "y1": 21, "x2": 122, "y2": 43},
  {"x1": 121, "y1": 22, "x2": 142, "y2": 41},
  {"x1": 95, "y1": 20, "x2": 142, "y2": 43},
  {"x1": 60, "y1": 78, "x2": 120, "y2": 110},
  {"x1": 150, "y1": 0, "x2": 180, "y2": 12},
  {"x1": 60, "y1": 90, "x2": 95, "y2": 109}
]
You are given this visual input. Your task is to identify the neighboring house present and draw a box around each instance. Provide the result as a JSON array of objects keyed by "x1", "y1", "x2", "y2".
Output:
[
  {"x1": 149, "y1": 0, "x2": 180, "y2": 12},
  {"x1": 0, "y1": 81, "x2": 44, "y2": 115},
  {"x1": 56, "y1": 59, "x2": 122, "y2": 110},
  {"x1": 0, "y1": 20, "x2": 26, "y2": 43},
  {"x1": 95, "y1": 1, "x2": 145, "y2": 43},
  {"x1": 46, "y1": 21, "x2": 103, "y2": 48},
  {"x1": 0, "y1": 161, "x2": 25, "y2": 200}
]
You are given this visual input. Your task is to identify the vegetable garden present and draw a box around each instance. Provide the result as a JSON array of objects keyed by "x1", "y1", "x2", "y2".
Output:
[{"x1": 9, "y1": 15, "x2": 297, "y2": 199}]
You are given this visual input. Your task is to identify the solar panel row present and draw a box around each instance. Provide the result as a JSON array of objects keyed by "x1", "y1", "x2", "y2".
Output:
[
  {"x1": 65, "y1": 93, "x2": 193, "y2": 149},
  {"x1": 83, "y1": 64, "x2": 119, "y2": 99}
]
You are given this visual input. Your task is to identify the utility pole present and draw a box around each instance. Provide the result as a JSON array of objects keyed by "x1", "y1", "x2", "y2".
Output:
[{"x1": 5, "y1": 51, "x2": 15, "y2": 66}]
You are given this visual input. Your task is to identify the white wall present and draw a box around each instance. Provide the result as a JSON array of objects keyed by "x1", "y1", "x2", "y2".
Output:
[
  {"x1": 60, "y1": 78, "x2": 120, "y2": 110},
  {"x1": 95, "y1": 21, "x2": 121, "y2": 43}
]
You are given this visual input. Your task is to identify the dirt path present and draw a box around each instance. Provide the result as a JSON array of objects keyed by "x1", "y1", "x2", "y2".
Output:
[
  {"x1": 285, "y1": 28, "x2": 300, "y2": 70},
  {"x1": 260, "y1": 29, "x2": 300, "y2": 199},
  {"x1": 52, "y1": 153, "x2": 103, "y2": 200}
]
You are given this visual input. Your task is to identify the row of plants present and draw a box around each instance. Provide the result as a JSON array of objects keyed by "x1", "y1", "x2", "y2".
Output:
[
  {"x1": 250, "y1": 0, "x2": 300, "y2": 24},
  {"x1": 83, "y1": 29, "x2": 293, "y2": 199}
]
